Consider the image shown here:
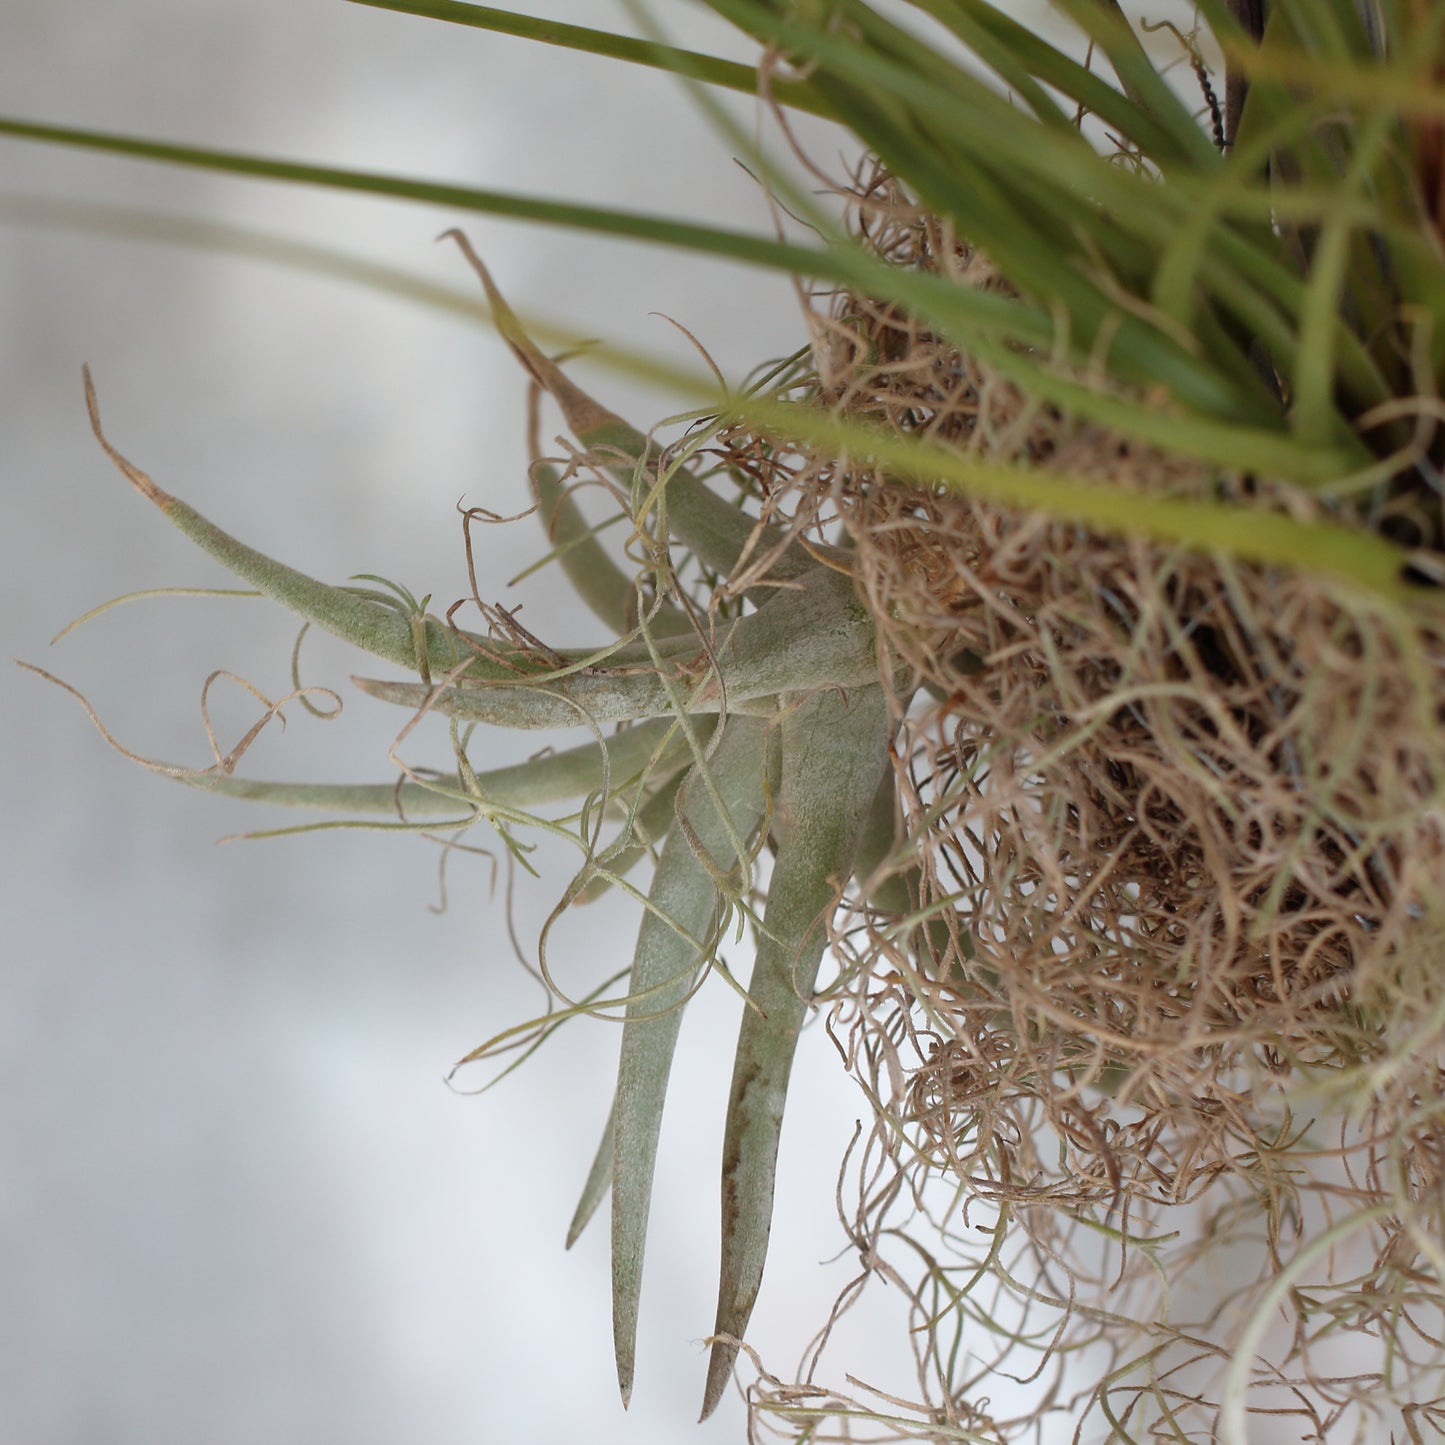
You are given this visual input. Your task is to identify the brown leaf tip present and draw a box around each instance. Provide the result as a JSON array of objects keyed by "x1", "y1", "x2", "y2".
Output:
[
  {"x1": 439, "y1": 228, "x2": 631, "y2": 442},
  {"x1": 82, "y1": 365, "x2": 175, "y2": 509}
]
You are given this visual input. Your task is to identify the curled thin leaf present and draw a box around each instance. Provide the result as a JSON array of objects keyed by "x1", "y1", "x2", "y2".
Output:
[
  {"x1": 573, "y1": 765, "x2": 690, "y2": 905},
  {"x1": 529, "y1": 462, "x2": 691, "y2": 638}
]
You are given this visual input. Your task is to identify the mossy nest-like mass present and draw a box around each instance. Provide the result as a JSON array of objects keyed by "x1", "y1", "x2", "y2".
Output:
[{"x1": 713, "y1": 161, "x2": 1445, "y2": 1439}]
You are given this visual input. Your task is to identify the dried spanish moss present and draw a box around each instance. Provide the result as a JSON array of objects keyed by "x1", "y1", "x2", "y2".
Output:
[{"x1": 718, "y1": 159, "x2": 1445, "y2": 1443}]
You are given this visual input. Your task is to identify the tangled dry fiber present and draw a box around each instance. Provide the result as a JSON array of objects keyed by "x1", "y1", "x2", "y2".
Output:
[{"x1": 715, "y1": 165, "x2": 1445, "y2": 1440}]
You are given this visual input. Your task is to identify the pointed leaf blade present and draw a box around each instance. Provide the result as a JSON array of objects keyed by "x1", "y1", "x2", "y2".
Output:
[
  {"x1": 612, "y1": 716, "x2": 773, "y2": 1406},
  {"x1": 701, "y1": 684, "x2": 892, "y2": 1420}
]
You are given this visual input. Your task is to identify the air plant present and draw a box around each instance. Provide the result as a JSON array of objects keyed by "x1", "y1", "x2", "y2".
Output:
[
  {"x1": 10, "y1": 0, "x2": 1445, "y2": 1440},
  {"x1": 58, "y1": 233, "x2": 906, "y2": 1420}
]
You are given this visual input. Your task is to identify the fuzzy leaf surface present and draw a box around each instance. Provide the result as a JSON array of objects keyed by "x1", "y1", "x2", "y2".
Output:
[
  {"x1": 611, "y1": 715, "x2": 776, "y2": 1405},
  {"x1": 702, "y1": 682, "x2": 893, "y2": 1419}
]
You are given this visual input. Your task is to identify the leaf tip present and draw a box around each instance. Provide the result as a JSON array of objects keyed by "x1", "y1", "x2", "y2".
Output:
[
  {"x1": 439, "y1": 228, "x2": 631, "y2": 443},
  {"x1": 82, "y1": 364, "x2": 175, "y2": 510},
  {"x1": 699, "y1": 1340, "x2": 735, "y2": 1422}
]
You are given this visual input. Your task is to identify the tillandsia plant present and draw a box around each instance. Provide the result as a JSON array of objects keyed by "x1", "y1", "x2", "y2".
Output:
[
  {"x1": 58, "y1": 249, "x2": 897, "y2": 1421},
  {"x1": 9, "y1": 0, "x2": 1445, "y2": 1440}
]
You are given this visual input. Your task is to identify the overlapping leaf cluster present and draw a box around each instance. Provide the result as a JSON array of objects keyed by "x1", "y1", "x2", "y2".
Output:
[{"x1": 64, "y1": 232, "x2": 914, "y2": 1419}]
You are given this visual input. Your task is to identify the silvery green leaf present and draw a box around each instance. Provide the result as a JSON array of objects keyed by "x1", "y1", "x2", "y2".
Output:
[{"x1": 702, "y1": 683, "x2": 893, "y2": 1420}]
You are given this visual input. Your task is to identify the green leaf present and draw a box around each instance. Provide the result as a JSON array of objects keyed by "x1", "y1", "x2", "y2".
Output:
[
  {"x1": 344, "y1": 0, "x2": 834, "y2": 117},
  {"x1": 612, "y1": 715, "x2": 775, "y2": 1406},
  {"x1": 445, "y1": 232, "x2": 835, "y2": 586},
  {"x1": 566, "y1": 1097, "x2": 615, "y2": 1250},
  {"x1": 0, "y1": 114, "x2": 847, "y2": 282},
  {"x1": 352, "y1": 564, "x2": 881, "y2": 728},
  {"x1": 80, "y1": 369, "x2": 522, "y2": 680},
  {"x1": 731, "y1": 395, "x2": 1421, "y2": 603},
  {"x1": 702, "y1": 681, "x2": 893, "y2": 1420},
  {"x1": 180, "y1": 715, "x2": 685, "y2": 812}
]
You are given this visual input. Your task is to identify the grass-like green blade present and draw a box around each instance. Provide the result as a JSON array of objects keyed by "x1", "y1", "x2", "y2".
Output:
[
  {"x1": 612, "y1": 715, "x2": 773, "y2": 1406},
  {"x1": 1049, "y1": 0, "x2": 1221, "y2": 166},
  {"x1": 0, "y1": 196, "x2": 840, "y2": 418},
  {"x1": 343, "y1": 0, "x2": 833, "y2": 118},
  {"x1": 900, "y1": 0, "x2": 1155, "y2": 142},
  {"x1": 691, "y1": 1, "x2": 1391, "y2": 466},
  {"x1": 181, "y1": 715, "x2": 682, "y2": 813},
  {"x1": 732, "y1": 394, "x2": 1420, "y2": 603},
  {"x1": 896, "y1": 0, "x2": 1074, "y2": 133},
  {"x1": 5, "y1": 111, "x2": 1297, "y2": 471},
  {"x1": 701, "y1": 682, "x2": 892, "y2": 1420},
  {"x1": 0, "y1": 114, "x2": 847, "y2": 284},
  {"x1": 0, "y1": 115, "x2": 1182, "y2": 446},
  {"x1": 703, "y1": 1, "x2": 1264, "y2": 401}
]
